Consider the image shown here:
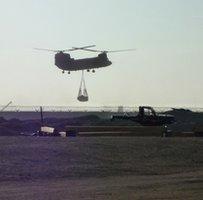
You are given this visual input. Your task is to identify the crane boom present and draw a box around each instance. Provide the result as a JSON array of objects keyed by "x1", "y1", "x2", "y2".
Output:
[{"x1": 0, "y1": 101, "x2": 12, "y2": 112}]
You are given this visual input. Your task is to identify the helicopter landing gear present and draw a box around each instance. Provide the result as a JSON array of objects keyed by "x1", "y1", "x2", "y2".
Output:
[
  {"x1": 87, "y1": 69, "x2": 90, "y2": 72},
  {"x1": 68, "y1": 71, "x2": 70, "y2": 74},
  {"x1": 92, "y1": 69, "x2": 95, "y2": 73},
  {"x1": 62, "y1": 70, "x2": 65, "y2": 74}
]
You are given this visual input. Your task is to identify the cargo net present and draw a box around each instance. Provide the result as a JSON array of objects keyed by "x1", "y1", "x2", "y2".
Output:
[{"x1": 77, "y1": 70, "x2": 88, "y2": 102}]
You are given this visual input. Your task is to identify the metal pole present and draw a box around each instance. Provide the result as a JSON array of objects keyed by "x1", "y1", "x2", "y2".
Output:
[{"x1": 40, "y1": 106, "x2": 44, "y2": 126}]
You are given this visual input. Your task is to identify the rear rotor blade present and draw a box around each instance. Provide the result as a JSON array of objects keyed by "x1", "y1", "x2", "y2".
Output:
[
  {"x1": 73, "y1": 48, "x2": 136, "y2": 53},
  {"x1": 69, "y1": 45, "x2": 96, "y2": 51},
  {"x1": 75, "y1": 48, "x2": 101, "y2": 52},
  {"x1": 106, "y1": 48, "x2": 136, "y2": 53},
  {"x1": 76, "y1": 45, "x2": 96, "y2": 49}
]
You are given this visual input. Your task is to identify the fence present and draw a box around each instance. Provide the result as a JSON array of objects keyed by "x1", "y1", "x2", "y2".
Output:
[{"x1": 0, "y1": 105, "x2": 203, "y2": 113}]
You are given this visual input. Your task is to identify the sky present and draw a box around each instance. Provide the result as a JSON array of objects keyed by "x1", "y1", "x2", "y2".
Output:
[{"x1": 0, "y1": 0, "x2": 202, "y2": 107}]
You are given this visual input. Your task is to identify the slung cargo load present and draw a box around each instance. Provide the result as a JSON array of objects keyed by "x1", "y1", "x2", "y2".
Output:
[{"x1": 77, "y1": 70, "x2": 88, "y2": 102}]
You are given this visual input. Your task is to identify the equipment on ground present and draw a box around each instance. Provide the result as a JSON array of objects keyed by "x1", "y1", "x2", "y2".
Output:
[
  {"x1": 34, "y1": 45, "x2": 136, "y2": 73},
  {"x1": 34, "y1": 106, "x2": 60, "y2": 136},
  {"x1": 112, "y1": 106, "x2": 175, "y2": 126}
]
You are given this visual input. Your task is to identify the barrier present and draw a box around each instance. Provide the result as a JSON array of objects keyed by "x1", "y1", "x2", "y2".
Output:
[{"x1": 65, "y1": 126, "x2": 164, "y2": 137}]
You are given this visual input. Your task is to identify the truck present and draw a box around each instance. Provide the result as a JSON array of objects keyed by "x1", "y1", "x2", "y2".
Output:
[{"x1": 111, "y1": 106, "x2": 175, "y2": 126}]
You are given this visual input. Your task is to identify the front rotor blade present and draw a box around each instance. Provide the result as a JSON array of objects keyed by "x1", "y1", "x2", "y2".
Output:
[
  {"x1": 61, "y1": 48, "x2": 79, "y2": 52},
  {"x1": 34, "y1": 48, "x2": 59, "y2": 52}
]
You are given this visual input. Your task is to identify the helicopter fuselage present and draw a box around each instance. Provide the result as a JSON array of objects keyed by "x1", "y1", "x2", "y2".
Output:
[{"x1": 55, "y1": 52, "x2": 112, "y2": 71}]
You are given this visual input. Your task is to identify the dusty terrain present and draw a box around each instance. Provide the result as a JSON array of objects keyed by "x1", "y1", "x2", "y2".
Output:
[{"x1": 0, "y1": 136, "x2": 202, "y2": 199}]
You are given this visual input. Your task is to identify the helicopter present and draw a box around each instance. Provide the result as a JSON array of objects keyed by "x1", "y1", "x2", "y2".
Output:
[{"x1": 35, "y1": 45, "x2": 136, "y2": 74}]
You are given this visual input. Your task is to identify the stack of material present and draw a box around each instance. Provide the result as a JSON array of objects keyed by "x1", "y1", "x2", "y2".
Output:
[{"x1": 77, "y1": 70, "x2": 88, "y2": 102}]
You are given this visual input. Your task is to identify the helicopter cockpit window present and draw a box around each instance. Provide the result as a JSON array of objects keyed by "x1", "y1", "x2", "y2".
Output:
[
  {"x1": 98, "y1": 53, "x2": 107, "y2": 60},
  {"x1": 64, "y1": 53, "x2": 71, "y2": 59}
]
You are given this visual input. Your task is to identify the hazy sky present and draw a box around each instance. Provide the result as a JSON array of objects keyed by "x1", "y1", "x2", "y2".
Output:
[{"x1": 0, "y1": 0, "x2": 202, "y2": 107}]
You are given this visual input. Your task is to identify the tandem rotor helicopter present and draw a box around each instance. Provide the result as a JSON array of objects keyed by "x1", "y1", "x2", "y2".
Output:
[{"x1": 35, "y1": 45, "x2": 136, "y2": 74}]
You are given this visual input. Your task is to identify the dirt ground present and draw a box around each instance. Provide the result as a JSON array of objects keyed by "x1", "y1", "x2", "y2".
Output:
[{"x1": 0, "y1": 136, "x2": 202, "y2": 200}]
